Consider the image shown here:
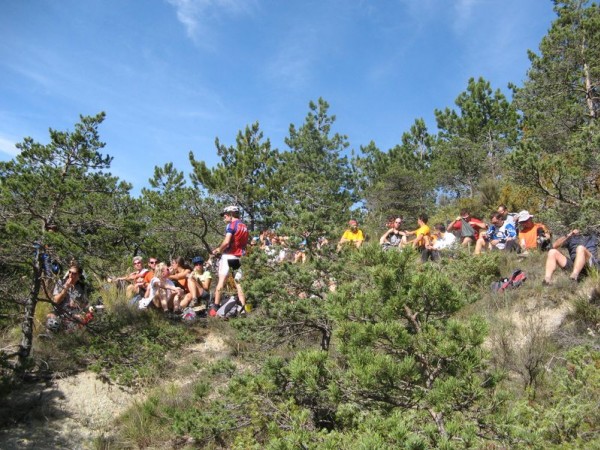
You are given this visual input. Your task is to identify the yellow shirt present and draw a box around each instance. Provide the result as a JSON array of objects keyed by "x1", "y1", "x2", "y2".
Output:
[
  {"x1": 342, "y1": 229, "x2": 364, "y2": 242},
  {"x1": 413, "y1": 224, "x2": 431, "y2": 247}
]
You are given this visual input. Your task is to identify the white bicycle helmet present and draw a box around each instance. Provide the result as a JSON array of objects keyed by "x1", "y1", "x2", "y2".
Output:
[{"x1": 222, "y1": 205, "x2": 240, "y2": 215}]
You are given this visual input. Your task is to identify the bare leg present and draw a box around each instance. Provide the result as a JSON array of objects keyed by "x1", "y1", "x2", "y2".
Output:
[
  {"x1": 126, "y1": 284, "x2": 136, "y2": 299},
  {"x1": 173, "y1": 294, "x2": 181, "y2": 312},
  {"x1": 187, "y1": 277, "x2": 206, "y2": 302},
  {"x1": 462, "y1": 237, "x2": 474, "y2": 248},
  {"x1": 235, "y1": 280, "x2": 246, "y2": 306},
  {"x1": 544, "y1": 249, "x2": 568, "y2": 283},
  {"x1": 214, "y1": 274, "x2": 226, "y2": 306},
  {"x1": 571, "y1": 245, "x2": 592, "y2": 280},
  {"x1": 160, "y1": 292, "x2": 169, "y2": 312},
  {"x1": 180, "y1": 292, "x2": 194, "y2": 309},
  {"x1": 474, "y1": 237, "x2": 486, "y2": 255}
]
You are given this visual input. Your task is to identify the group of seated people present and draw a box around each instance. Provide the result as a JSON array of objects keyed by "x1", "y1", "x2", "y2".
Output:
[
  {"x1": 109, "y1": 255, "x2": 213, "y2": 316},
  {"x1": 45, "y1": 205, "x2": 598, "y2": 333},
  {"x1": 251, "y1": 229, "x2": 328, "y2": 264},
  {"x1": 339, "y1": 204, "x2": 599, "y2": 284}
]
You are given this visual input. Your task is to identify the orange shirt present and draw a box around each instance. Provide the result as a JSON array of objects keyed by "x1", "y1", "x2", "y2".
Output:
[
  {"x1": 519, "y1": 223, "x2": 549, "y2": 249},
  {"x1": 143, "y1": 271, "x2": 154, "y2": 284}
]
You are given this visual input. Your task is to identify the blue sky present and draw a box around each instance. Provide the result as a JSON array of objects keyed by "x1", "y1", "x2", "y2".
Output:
[{"x1": 1, "y1": 0, "x2": 556, "y2": 194}]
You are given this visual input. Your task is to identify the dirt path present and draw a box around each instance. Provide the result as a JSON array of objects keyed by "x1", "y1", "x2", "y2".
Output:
[
  {"x1": 0, "y1": 331, "x2": 228, "y2": 449},
  {"x1": 0, "y1": 372, "x2": 138, "y2": 449}
]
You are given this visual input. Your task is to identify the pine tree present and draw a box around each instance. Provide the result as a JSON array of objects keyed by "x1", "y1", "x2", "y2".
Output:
[
  {"x1": 433, "y1": 77, "x2": 519, "y2": 198},
  {"x1": 0, "y1": 113, "x2": 134, "y2": 367},
  {"x1": 510, "y1": 0, "x2": 600, "y2": 228},
  {"x1": 140, "y1": 163, "x2": 220, "y2": 258},
  {"x1": 273, "y1": 98, "x2": 356, "y2": 236},
  {"x1": 355, "y1": 118, "x2": 436, "y2": 222},
  {"x1": 189, "y1": 122, "x2": 280, "y2": 232}
]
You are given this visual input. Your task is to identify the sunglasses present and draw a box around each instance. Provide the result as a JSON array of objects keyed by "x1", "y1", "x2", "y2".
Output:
[{"x1": 149, "y1": 261, "x2": 157, "y2": 264}]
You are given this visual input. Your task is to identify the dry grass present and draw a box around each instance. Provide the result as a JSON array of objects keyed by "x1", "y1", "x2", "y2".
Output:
[{"x1": 466, "y1": 250, "x2": 600, "y2": 394}]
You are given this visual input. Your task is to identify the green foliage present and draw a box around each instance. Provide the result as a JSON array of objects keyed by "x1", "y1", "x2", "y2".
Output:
[
  {"x1": 140, "y1": 163, "x2": 220, "y2": 258},
  {"x1": 273, "y1": 98, "x2": 356, "y2": 235},
  {"x1": 0, "y1": 112, "x2": 138, "y2": 367},
  {"x1": 189, "y1": 121, "x2": 280, "y2": 232},
  {"x1": 34, "y1": 305, "x2": 193, "y2": 387},
  {"x1": 432, "y1": 77, "x2": 519, "y2": 198},
  {"x1": 126, "y1": 246, "x2": 500, "y2": 448},
  {"x1": 443, "y1": 250, "x2": 502, "y2": 293},
  {"x1": 4, "y1": 4, "x2": 600, "y2": 445},
  {"x1": 493, "y1": 346, "x2": 600, "y2": 448},
  {"x1": 236, "y1": 244, "x2": 344, "y2": 353},
  {"x1": 355, "y1": 119, "x2": 436, "y2": 222},
  {"x1": 510, "y1": 0, "x2": 600, "y2": 229}
]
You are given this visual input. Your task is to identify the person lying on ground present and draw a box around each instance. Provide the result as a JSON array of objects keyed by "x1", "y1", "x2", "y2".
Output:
[{"x1": 543, "y1": 229, "x2": 599, "y2": 284}]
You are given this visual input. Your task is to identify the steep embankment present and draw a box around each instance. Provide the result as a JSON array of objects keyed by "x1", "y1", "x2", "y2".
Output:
[{"x1": 0, "y1": 331, "x2": 228, "y2": 449}]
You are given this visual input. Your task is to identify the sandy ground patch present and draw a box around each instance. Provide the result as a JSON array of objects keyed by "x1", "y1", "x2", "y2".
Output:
[
  {"x1": 0, "y1": 371, "x2": 139, "y2": 449},
  {"x1": 0, "y1": 331, "x2": 229, "y2": 449}
]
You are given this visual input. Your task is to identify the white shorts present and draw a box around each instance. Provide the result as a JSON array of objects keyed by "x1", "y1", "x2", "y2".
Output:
[{"x1": 218, "y1": 254, "x2": 241, "y2": 278}]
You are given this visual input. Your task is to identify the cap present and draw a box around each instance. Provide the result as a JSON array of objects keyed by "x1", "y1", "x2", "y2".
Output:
[
  {"x1": 517, "y1": 210, "x2": 534, "y2": 222},
  {"x1": 192, "y1": 256, "x2": 205, "y2": 265}
]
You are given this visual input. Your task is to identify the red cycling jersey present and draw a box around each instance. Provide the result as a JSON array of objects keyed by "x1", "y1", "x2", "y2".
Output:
[{"x1": 225, "y1": 219, "x2": 249, "y2": 257}]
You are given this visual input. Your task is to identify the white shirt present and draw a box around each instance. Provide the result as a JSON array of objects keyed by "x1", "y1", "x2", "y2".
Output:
[{"x1": 433, "y1": 232, "x2": 457, "y2": 250}]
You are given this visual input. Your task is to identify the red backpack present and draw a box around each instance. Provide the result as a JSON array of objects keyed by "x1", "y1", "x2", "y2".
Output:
[{"x1": 491, "y1": 269, "x2": 527, "y2": 293}]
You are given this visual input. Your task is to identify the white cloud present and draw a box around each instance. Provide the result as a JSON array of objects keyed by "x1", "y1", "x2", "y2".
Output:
[
  {"x1": 0, "y1": 135, "x2": 19, "y2": 157},
  {"x1": 166, "y1": 0, "x2": 257, "y2": 46},
  {"x1": 453, "y1": 0, "x2": 478, "y2": 34},
  {"x1": 5, "y1": 62, "x2": 52, "y2": 88},
  {"x1": 266, "y1": 38, "x2": 315, "y2": 89}
]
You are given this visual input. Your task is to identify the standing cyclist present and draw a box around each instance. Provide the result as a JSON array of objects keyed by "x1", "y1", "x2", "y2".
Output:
[{"x1": 210, "y1": 205, "x2": 249, "y2": 317}]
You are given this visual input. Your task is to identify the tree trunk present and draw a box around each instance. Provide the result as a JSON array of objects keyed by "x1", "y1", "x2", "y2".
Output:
[
  {"x1": 18, "y1": 249, "x2": 44, "y2": 369},
  {"x1": 320, "y1": 323, "x2": 331, "y2": 351},
  {"x1": 583, "y1": 61, "x2": 597, "y2": 119}
]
